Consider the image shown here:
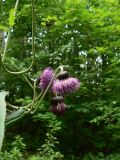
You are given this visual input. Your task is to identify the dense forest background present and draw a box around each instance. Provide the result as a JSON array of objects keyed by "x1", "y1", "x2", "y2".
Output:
[{"x1": 0, "y1": 0, "x2": 120, "y2": 159}]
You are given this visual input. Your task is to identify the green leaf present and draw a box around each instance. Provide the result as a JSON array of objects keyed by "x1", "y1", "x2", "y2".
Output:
[
  {"x1": 9, "y1": 8, "x2": 15, "y2": 27},
  {"x1": 0, "y1": 25, "x2": 8, "y2": 31},
  {"x1": 5, "y1": 108, "x2": 25, "y2": 127},
  {"x1": 0, "y1": 91, "x2": 8, "y2": 151}
]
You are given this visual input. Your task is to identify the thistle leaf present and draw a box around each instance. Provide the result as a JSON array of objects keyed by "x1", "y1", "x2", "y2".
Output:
[
  {"x1": 5, "y1": 108, "x2": 25, "y2": 127},
  {"x1": 0, "y1": 91, "x2": 8, "y2": 151}
]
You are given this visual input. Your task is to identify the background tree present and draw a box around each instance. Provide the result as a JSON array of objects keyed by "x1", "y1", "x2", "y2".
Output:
[{"x1": 0, "y1": 0, "x2": 120, "y2": 159}]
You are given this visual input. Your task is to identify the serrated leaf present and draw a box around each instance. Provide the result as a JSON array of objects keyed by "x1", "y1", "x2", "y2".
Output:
[{"x1": 9, "y1": 8, "x2": 15, "y2": 27}]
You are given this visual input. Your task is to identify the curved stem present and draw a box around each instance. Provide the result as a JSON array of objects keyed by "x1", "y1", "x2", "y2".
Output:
[
  {"x1": 6, "y1": 65, "x2": 64, "y2": 114},
  {"x1": 2, "y1": 0, "x2": 35, "y2": 75},
  {"x1": 7, "y1": 102, "x2": 19, "y2": 110},
  {"x1": 6, "y1": 91, "x2": 43, "y2": 111}
]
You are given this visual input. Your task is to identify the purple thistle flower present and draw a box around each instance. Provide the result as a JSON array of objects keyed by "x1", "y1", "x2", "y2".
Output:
[
  {"x1": 49, "y1": 96, "x2": 67, "y2": 116},
  {"x1": 52, "y1": 77, "x2": 80, "y2": 95},
  {"x1": 39, "y1": 67, "x2": 54, "y2": 91}
]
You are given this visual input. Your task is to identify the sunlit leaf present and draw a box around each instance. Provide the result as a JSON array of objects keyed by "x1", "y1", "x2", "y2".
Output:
[{"x1": 9, "y1": 8, "x2": 15, "y2": 27}]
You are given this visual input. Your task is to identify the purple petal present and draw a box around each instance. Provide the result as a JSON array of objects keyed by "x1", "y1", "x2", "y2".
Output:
[
  {"x1": 49, "y1": 96, "x2": 67, "y2": 116},
  {"x1": 39, "y1": 67, "x2": 54, "y2": 91},
  {"x1": 52, "y1": 77, "x2": 80, "y2": 95}
]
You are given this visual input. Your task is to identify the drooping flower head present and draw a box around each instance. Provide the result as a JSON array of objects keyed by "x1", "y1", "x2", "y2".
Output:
[
  {"x1": 39, "y1": 67, "x2": 54, "y2": 91},
  {"x1": 49, "y1": 96, "x2": 66, "y2": 116},
  {"x1": 52, "y1": 71, "x2": 80, "y2": 95}
]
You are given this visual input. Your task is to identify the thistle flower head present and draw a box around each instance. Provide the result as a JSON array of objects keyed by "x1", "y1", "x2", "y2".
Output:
[
  {"x1": 39, "y1": 67, "x2": 54, "y2": 91},
  {"x1": 49, "y1": 96, "x2": 66, "y2": 116},
  {"x1": 52, "y1": 76, "x2": 80, "y2": 95}
]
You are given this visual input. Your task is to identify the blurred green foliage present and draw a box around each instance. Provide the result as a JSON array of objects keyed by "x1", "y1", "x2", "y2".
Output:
[{"x1": 0, "y1": 0, "x2": 120, "y2": 159}]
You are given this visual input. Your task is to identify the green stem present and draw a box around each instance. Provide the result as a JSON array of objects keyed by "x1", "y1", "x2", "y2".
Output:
[
  {"x1": 31, "y1": 66, "x2": 62, "y2": 114},
  {"x1": 14, "y1": 0, "x2": 19, "y2": 14},
  {"x1": 6, "y1": 91, "x2": 43, "y2": 111},
  {"x1": 2, "y1": 0, "x2": 35, "y2": 75},
  {"x1": 2, "y1": 30, "x2": 10, "y2": 63},
  {"x1": 2, "y1": 0, "x2": 19, "y2": 62},
  {"x1": 25, "y1": 79, "x2": 37, "y2": 113},
  {"x1": 22, "y1": 74, "x2": 34, "y2": 89},
  {"x1": 7, "y1": 102, "x2": 19, "y2": 110}
]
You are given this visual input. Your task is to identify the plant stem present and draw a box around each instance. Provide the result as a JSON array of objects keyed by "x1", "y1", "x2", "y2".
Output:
[
  {"x1": 2, "y1": 0, "x2": 19, "y2": 62},
  {"x1": 2, "y1": 0, "x2": 36, "y2": 74},
  {"x1": 31, "y1": 66, "x2": 62, "y2": 114}
]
